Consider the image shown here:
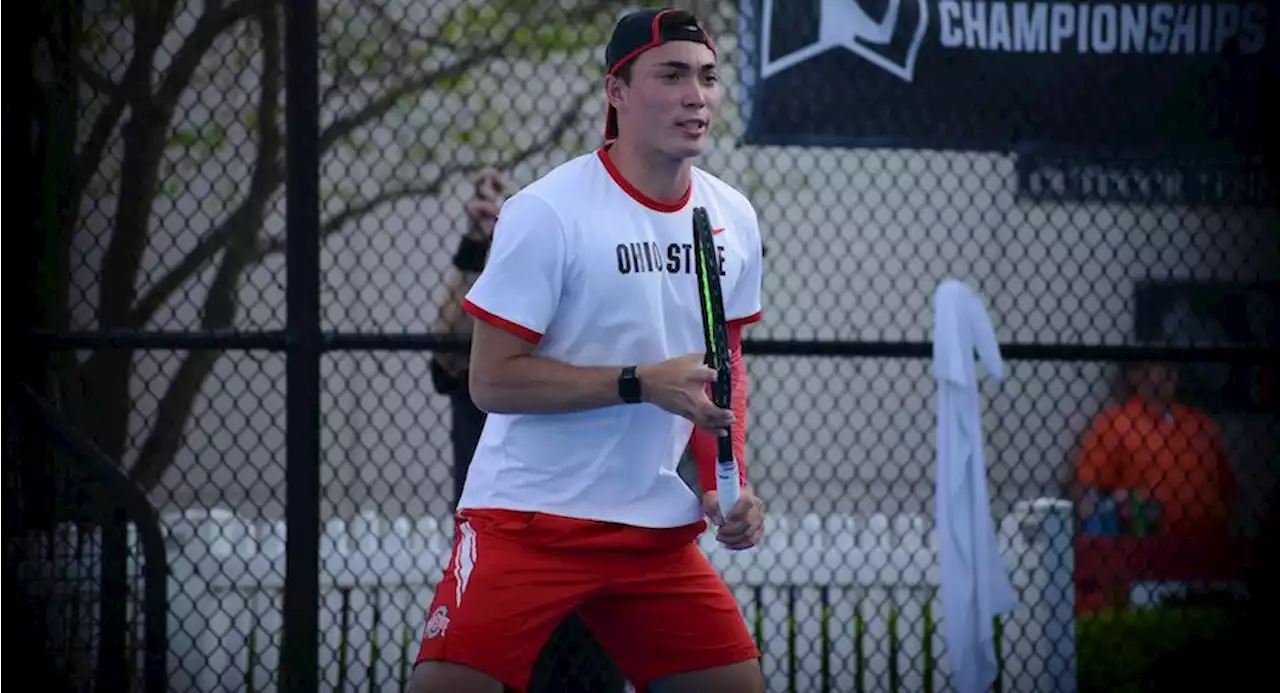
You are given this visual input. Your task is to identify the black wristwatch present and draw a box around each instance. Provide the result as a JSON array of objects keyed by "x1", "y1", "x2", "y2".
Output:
[{"x1": 618, "y1": 366, "x2": 642, "y2": 404}]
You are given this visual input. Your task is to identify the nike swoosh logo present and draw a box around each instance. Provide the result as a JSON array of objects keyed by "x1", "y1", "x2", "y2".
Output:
[{"x1": 712, "y1": 227, "x2": 725, "y2": 235}]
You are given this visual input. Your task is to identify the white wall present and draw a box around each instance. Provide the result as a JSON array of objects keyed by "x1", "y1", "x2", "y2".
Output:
[{"x1": 68, "y1": 2, "x2": 1279, "y2": 526}]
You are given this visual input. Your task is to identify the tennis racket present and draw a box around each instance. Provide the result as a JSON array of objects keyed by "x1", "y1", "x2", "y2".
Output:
[{"x1": 692, "y1": 206, "x2": 740, "y2": 521}]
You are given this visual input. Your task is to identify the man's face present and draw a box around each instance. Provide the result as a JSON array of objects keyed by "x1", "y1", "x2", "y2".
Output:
[
  {"x1": 1129, "y1": 362, "x2": 1180, "y2": 403},
  {"x1": 609, "y1": 40, "x2": 721, "y2": 160}
]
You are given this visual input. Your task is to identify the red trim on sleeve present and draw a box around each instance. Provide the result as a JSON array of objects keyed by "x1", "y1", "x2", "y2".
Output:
[
  {"x1": 727, "y1": 311, "x2": 763, "y2": 328},
  {"x1": 691, "y1": 323, "x2": 749, "y2": 495},
  {"x1": 461, "y1": 299, "x2": 542, "y2": 344}
]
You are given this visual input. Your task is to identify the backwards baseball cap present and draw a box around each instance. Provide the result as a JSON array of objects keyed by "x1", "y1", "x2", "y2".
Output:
[{"x1": 603, "y1": 8, "x2": 716, "y2": 141}]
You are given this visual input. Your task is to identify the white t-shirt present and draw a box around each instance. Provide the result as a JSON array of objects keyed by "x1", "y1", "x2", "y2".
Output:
[{"x1": 456, "y1": 147, "x2": 764, "y2": 529}]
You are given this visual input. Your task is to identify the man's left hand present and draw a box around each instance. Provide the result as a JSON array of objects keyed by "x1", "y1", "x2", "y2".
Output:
[
  {"x1": 702, "y1": 487, "x2": 765, "y2": 550},
  {"x1": 465, "y1": 168, "x2": 506, "y2": 239}
]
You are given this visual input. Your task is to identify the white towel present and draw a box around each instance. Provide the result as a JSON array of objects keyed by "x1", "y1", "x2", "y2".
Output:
[{"x1": 932, "y1": 279, "x2": 1018, "y2": 693}]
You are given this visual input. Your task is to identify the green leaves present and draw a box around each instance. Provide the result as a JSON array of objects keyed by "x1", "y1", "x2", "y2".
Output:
[
  {"x1": 435, "y1": 71, "x2": 469, "y2": 92},
  {"x1": 511, "y1": 24, "x2": 608, "y2": 60},
  {"x1": 168, "y1": 123, "x2": 229, "y2": 155},
  {"x1": 439, "y1": 1, "x2": 615, "y2": 59},
  {"x1": 1076, "y1": 605, "x2": 1241, "y2": 693},
  {"x1": 404, "y1": 143, "x2": 433, "y2": 166},
  {"x1": 167, "y1": 128, "x2": 202, "y2": 149},
  {"x1": 444, "y1": 5, "x2": 509, "y2": 43}
]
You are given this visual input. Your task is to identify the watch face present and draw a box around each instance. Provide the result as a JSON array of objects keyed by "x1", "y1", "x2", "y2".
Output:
[{"x1": 620, "y1": 369, "x2": 640, "y2": 402}]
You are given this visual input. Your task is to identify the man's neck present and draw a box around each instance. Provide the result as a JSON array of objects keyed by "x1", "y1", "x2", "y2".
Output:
[
  {"x1": 1135, "y1": 395, "x2": 1174, "y2": 420},
  {"x1": 605, "y1": 138, "x2": 692, "y2": 204}
]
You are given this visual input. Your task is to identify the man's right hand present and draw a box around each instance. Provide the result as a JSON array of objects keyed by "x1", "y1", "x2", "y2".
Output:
[
  {"x1": 638, "y1": 353, "x2": 734, "y2": 433},
  {"x1": 466, "y1": 168, "x2": 506, "y2": 240}
]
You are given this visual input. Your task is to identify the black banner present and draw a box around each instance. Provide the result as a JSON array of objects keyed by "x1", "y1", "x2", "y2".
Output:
[{"x1": 738, "y1": 1, "x2": 1275, "y2": 156}]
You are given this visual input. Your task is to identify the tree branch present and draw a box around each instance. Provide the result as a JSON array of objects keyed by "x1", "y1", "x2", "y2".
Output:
[
  {"x1": 125, "y1": 2, "x2": 599, "y2": 328},
  {"x1": 254, "y1": 183, "x2": 446, "y2": 260},
  {"x1": 501, "y1": 87, "x2": 594, "y2": 170},
  {"x1": 352, "y1": 0, "x2": 439, "y2": 49},
  {"x1": 62, "y1": 0, "x2": 184, "y2": 460},
  {"x1": 154, "y1": 0, "x2": 268, "y2": 115},
  {"x1": 133, "y1": 0, "x2": 182, "y2": 39},
  {"x1": 71, "y1": 0, "x2": 308, "y2": 216},
  {"x1": 350, "y1": 0, "x2": 572, "y2": 53},
  {"x1": 254, "y1": 87, "x2": 592, "y2": 261},
  {"x1": 91, "y1": 0, "x2": 265, "y2": 331},
  {"x1": 125, "y1": 204, "x2": 251, "y2": 328},
  {"x1": 128, "y1": 1, "x2": 282, "y2": 492},
  {"x1": 73, "y1": 55, "x2": 123, "y2": 98},
  {"x1": 71, "y1": 23, "x2": 164, "y2": 228},
  {"x1": 123, "y1": 0, "x2": 278, "y2": 329},
  {"x1": 318, "y1": 0, "x2": 625, "y2": 110},
  {"x1": 321, "y1": 64, "x2": 410, "y2": 107},
  {"x1": 134, "y1": 30, "x2": 530, "y2": 314},
  {"x1": 126, "y1": 243, "x2": 249, "y2": 490},
  {"x1": 319, "y1": 30, "x2": 521, "y2": 151}
]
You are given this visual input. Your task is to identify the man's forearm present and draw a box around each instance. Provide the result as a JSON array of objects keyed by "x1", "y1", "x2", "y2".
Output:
[
  {"x1": 469, "y1": 355, "x2": 624, "y2": 414},
  {"x1": 434, "y1": 269, "x2": 483, "y2": 336}
]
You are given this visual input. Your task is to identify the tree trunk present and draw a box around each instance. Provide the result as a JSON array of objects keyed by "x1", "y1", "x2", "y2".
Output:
[{"x1": 130, "y1": 0, "x2": 284, "y2": 492}]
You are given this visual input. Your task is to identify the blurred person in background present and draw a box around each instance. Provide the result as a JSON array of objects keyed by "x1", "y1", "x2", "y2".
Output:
[
  {"x1": 429, "y1": 169, "x2": 626, "y2": 693},
  {"x1": 430, "y1": 168, "x2": 506, "y2": 511},
  {"x1": 1072, "y1": 360, "x2": 1237, "y2": 538}
]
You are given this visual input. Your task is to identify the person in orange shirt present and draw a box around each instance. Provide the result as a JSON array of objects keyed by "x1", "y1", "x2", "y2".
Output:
[{"x1": 1074, "y1": 361, "x2": 1236, "y2": 537}]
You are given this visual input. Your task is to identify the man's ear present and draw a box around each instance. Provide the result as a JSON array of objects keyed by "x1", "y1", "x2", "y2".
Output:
[{"x1": 604, "y1": 73, "x2": 626, "y2": 109}]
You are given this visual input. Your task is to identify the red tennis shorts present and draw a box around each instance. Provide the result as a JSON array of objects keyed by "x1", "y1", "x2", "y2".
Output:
[{"x1": 414, "y1": 508, "x2": 760, "y2": 692}]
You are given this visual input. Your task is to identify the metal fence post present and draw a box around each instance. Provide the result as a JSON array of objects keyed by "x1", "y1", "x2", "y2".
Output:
[{"x1": 281, "y1": 0, "x2": 323, "y2": 691}]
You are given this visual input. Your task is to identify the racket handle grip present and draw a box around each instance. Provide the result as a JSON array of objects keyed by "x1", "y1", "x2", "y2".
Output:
[{"x1": 715, "y1": 459, "x2": 740, "y2": 521}]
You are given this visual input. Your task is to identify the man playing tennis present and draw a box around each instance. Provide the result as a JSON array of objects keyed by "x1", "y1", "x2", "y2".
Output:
[{"x1": 411, "y1": 8, "x2": 767, "y2": 693}]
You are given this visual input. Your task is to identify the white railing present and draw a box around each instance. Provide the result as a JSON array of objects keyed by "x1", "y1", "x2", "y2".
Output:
[{"x1": 153, "y1": 500, "x2": 1076, "y2": 693}]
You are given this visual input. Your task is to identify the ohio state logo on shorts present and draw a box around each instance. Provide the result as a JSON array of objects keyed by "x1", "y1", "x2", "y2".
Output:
[{"x1": 423, "y1": 605, "x2": 450, "y2": 640}]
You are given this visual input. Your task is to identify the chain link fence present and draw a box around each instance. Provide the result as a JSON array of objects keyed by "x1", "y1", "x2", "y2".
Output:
[{"x1": 20, "y1": 0, "x2": 1279, "y2": 691}]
